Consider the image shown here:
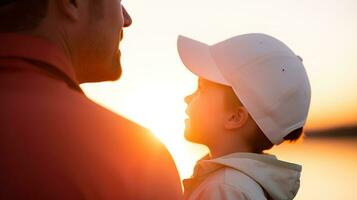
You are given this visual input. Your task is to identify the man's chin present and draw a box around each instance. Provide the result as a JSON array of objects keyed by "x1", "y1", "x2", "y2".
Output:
[
  {"x1": 79, "y1": 65, "x2": 122, "y2": 83},
  {"x1": 107, "y1": 54, "x2": 123, "y2": 81},
  {"x1": 111, "y1": 64, "x2": 122, "y2": 81}
]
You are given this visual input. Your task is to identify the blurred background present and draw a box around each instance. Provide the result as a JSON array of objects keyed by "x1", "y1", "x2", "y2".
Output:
[{"x1": 82, "y1": 0, "x2": 357, "y2": 199}]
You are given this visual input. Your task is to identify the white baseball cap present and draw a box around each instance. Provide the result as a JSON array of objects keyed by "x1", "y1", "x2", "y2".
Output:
[{"x1": 177, "y1": 33, "x2": 311, "y2": 144}]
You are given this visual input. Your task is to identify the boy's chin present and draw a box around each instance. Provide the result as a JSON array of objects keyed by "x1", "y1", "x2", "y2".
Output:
[{"x1": 184, "y1": 129, "x2": 203, "y2": 144}]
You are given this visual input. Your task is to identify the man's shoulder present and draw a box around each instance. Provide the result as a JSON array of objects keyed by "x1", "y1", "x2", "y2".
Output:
[
  {"x1": 69, "y1": 96, "x2": 183, "y2": 199},
  {"x1": 53, "y1": 89, "x2": 148, "y2": 131},
  {"x1": 75, "y1": 94, "x2": 147, "y2": 129},
  {"x1": 1, "y1": 88, "x2": 183, "y2": 199},
  {"x1": 65, "y1": 92, "x2": 165, "y2": 147}
]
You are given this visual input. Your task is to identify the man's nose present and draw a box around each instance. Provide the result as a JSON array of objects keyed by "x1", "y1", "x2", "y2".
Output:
[{"x1": 122, "y1": 6, "x2": 132, "y2": 27}]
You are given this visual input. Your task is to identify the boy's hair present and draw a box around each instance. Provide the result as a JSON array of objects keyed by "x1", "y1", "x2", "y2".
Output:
[
  {"x1": 223, "y1": 87, "x2": 304, "y2": 152},
  {"x1": 283, "y1": 127, "x2": 304, "y2": 142},
  {"x1": 254, "y1": 127, "x2": 304, "y2": 152}
]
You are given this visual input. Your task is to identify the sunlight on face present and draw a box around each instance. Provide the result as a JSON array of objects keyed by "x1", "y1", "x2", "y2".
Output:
[
  {"x1": 82, "y1": 81, "x2": 209, "y2": 179},
  {"x1": 122, "y1": 92, "x2": 209, "y2": 180},
  {"x1": 184, "y1": 79, "x2": 229, "y2": 145}
]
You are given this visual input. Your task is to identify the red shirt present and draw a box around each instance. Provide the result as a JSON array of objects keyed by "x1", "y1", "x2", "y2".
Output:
[{"x1": 0, "y1": 34, "x2": 183, "y2": 199}]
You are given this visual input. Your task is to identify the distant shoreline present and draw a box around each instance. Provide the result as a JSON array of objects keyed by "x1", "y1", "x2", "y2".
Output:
[{"x1": 305, "y1": 125, "x2": 357, "y2": 138}]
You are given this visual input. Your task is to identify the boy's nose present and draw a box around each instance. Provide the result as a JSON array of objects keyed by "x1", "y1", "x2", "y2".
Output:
[{"x1": 184, "y1": 95, "x2": 193, "y2": 104}]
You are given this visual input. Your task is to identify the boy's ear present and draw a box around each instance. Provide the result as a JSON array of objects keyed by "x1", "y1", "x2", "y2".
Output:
[{"x1": 224, "y1": 107, "x2": 249, "y2": 130}]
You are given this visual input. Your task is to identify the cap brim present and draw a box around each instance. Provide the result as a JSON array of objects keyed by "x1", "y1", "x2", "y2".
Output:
[{"x1": 177, "y1": 35, "x2": 229, "y2": 86}]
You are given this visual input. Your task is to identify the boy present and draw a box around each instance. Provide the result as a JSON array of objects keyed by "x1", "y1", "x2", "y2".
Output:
[{"x1": 177, "y1": 33, "x2": 311, "y2": 200}]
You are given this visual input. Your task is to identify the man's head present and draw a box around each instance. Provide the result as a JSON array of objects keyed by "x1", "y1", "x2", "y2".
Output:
[
  {"x1": 0, "y1": 0, "x2": 132, "y2": 83},
  {"x1": 178, "y1": 33, "x2": 311, "y2": 149}
]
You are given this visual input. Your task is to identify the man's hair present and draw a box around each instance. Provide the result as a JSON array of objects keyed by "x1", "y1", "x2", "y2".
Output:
[
  {"x1": 223, "y1": 86, "x2": 304, "y2": 152},
  {"x1": 0, "y1": 0, "x2": 49, "y2": 32}
]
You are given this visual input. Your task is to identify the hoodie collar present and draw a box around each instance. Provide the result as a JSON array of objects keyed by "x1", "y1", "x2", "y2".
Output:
[{"x1": 184, "y1": 152, "x2": 302, "y2": 200}]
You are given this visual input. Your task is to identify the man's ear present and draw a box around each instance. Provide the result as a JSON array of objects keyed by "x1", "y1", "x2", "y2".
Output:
[
  {"x1": 55, "y1": 0, "x2": 80, "y2": 21},
  {"x1": 224, "y1": 107, "x2": 249, "y2": 130}
]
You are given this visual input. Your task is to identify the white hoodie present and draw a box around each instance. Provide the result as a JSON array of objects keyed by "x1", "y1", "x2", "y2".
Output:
[{"x1": 183, "y1": 153, "x2": 301, "y2": 200}]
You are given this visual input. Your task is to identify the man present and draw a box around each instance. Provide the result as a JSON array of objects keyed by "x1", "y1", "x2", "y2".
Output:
[{"x1": 0, "y1": 0, "x2": 182, "y2": 199}]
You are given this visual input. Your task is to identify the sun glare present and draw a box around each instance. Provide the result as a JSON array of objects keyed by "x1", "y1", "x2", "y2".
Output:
[{"x1": 82, "y1": 82, "x2": 208, "y2": 179}]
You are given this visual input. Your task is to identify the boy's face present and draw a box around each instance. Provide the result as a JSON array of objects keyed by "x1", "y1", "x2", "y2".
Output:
[{"x1": 184, "y1": 78, "x2": 230, "y2": 144}]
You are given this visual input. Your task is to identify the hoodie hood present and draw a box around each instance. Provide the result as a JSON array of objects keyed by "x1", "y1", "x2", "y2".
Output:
[{"x1": 190, "y1": 153, "x2": 301, "y2": 200}]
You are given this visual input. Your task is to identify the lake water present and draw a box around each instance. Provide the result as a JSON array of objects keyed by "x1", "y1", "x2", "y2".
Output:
[
  {"x1": 269, "y1": 138, "x2": 357, "y2": 200},
  {"x1": 176, "y1": 138, "x2": 357, "y2": 200}
]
